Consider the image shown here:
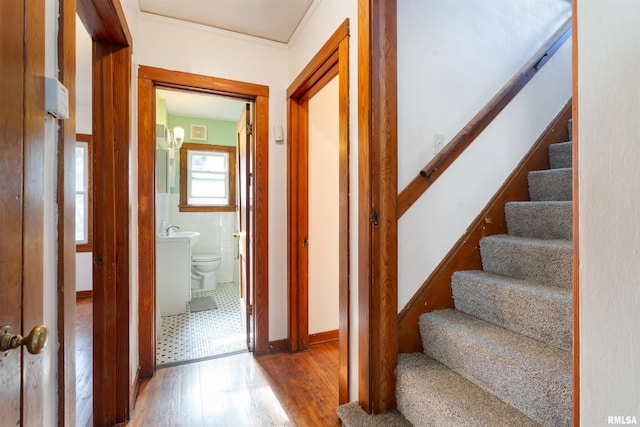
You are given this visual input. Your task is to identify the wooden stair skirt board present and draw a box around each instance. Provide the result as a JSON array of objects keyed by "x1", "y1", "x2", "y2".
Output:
[{"x1": 397, "y1": 99, "x2": 572, "y2": 354}]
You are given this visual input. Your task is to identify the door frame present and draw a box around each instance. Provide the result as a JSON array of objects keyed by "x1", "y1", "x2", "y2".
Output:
[
  {"x1": 287, "y1": 19, "x2": 350, "y2": 404},
  {"x1": 73, "y1": 0, "x2": 133, "y2": 424},
  {"x1": 137, "y1": 66, "x2": 271, "y2": 378},
  {"x1": 358, "y1": 0, "x2": 398, "y2": 414}
]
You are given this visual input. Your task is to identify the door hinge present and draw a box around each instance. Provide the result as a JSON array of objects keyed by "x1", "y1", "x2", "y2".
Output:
[
  {"x1": 247, "y1": 124, "x2": 253, "y2": 136},
  {"x1": 249, "y1": 304, "x2": 253, "y2": 316},
  {"x1": 369, "y1": 210, "x2": 379, "y2": 227},
  {"x1": 94, "y1": 255, "x2": 103, "y2": 266}
]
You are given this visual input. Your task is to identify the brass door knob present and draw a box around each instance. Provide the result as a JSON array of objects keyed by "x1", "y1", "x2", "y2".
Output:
[
  {"x1": 0, "y1": 325, "x2": 49, "y2": 355},
  {"x1": 233, "y1": 233, "x2": 241, "y2": 238}
]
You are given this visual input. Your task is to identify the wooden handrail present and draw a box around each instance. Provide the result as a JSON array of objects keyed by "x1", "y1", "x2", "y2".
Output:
[{"x1": 397, "y1": 19, "x2": 572, "y2": 219}]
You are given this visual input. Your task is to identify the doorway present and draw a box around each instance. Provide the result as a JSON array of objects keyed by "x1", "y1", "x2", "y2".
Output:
[
  {"x1": 137, "y1": 66, "x2": 270, "y2": 378},
  {"x1": 154, "y1": 87, "x2": 248, "y2": 366},
  {"x1": 287, "y1": 20, "x2": 350, "y2": 404}
]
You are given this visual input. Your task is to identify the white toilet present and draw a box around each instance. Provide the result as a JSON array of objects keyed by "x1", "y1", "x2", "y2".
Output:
[{"x1": 191, "y1": 254, "x2": 222, "y2": 291}]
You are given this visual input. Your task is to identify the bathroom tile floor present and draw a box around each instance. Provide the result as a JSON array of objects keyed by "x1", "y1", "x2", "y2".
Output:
[{"x1": 156, "y1": 281, "x2": 247, "y2": 366}]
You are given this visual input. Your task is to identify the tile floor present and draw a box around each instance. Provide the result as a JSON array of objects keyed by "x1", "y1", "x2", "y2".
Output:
[{"x1": 156, "y1": 281, "x2": 247, "y2": 366}]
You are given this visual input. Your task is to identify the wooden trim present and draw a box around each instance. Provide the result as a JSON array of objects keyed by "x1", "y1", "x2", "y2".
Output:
[
  {"x1": 57, "y1": 1, "x2": 78, "y2": 425},
  {"x1": 178, "y1": 142, "x2": 237, "y2": 212},
  {"x1": 286, "y1": 19, "x2": 350, "y2": 405},
  {"x1": 91, "y1": 41, "x2": 132, "y2": 424},
  {"x1": 76, "y1": 0, "x2": 132, "y2": 47},
  {"x1": 288, "y1": 96, "x2": 310, "y2": 352},
  {"x1": 396, "y1": 19, "x2": 572, "y2": 219},
  {"x1": 286, "y1": 20, "x2": 348, "y2": 98},
  {"x1": 137, "y1": 67, "x2": 271, "y2": 374},
  {"x1": 138, "y1": 66, "x2": 269, "y2": 98},
  {"x1": 337, "y1": 30, "x2": 351, "y2": 406},
  {"x1": 309, "y1": 330, "x2": 339, "y2": 345},
  {"x1": 267, "y1": 339, "x2": 289, "y2": 353},
  {"x1": 137, "y1": 76, "x2": 156, "y2": 378},
  {"x1": 571, "y1": 3, "x2": 580, "y2": 425},
  {"x1": 358, "y1": 0, "x2": 398, "y2": 413},
  {"x1": 397, "y1": 100, "x2": 572, "y2": 354},
  {"x1": 76, "y1": 290, "x2": 93, "y2": 299},
  {"x1": 253, "y1": 94, "x2": 270, "y2": 356},
  {"x1": 79, "y1": 1, "x2": 134, "y2": 422},
  {"x1": 75, "y1": 133, "x2": 93, "y2": 252}
]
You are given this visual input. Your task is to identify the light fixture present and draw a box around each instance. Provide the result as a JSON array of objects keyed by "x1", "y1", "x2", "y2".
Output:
[{"x1": 160, "y1": 125, "x2": 185, "y2": 150}]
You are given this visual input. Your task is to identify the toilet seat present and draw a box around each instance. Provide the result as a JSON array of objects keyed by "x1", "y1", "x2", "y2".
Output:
[{"x1": 192, "y1": 254, "x2": 221, "y2": 263}]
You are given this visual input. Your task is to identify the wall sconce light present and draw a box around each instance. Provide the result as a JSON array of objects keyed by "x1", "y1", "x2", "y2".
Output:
[{"x1": 163, "y1": 125, "x2": 185, "y2": 150}]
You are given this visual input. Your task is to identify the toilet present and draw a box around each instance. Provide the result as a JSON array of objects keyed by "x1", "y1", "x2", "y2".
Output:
[{"x1": 191, "y1": 254, "x2": 222, "y2": 291}]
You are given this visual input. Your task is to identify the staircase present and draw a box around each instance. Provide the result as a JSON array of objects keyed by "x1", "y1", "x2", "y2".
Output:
[{"x1": 339, "y1": 120, "x2": 573, "y2": 426}]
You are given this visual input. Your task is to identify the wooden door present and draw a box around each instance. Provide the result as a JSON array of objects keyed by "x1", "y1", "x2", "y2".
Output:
[
  {"x1": 0, "y1": 1, "x2": 48, "y2": 425},
  {"x1": 237, "y1": 103, "x2": 254, "y2": 350}
]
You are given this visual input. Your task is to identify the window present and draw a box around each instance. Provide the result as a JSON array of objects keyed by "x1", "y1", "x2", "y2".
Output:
[
  {"x1": 76, "y1": 134, "x2": 92, "y2": 251},
  {"x1": 179, "y1": 143, "x2": 236, "y2": 212}
]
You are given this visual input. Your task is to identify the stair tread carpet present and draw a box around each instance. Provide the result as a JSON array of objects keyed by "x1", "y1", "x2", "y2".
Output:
[
  {"x1": 528, "y1": 167, "x2": 572, "y2": 201},
  {"x1": 480, "y1": 234, "x2": 573, "y2": 289},
  {"x1": 548, "y1": 141, "x2": 572, "y2": 169},
  {"x1": 452, "y1": 270, "x2": 572, "y2": 351},
  {"x1": 336, "y1": 402, "x2": 412, "y2": 427},
  {"x1": 505, "y1": 200, "x2": 572, "y2": 240},
  {"x1": 396, "y1": 352, "x2": 542, "y2": 427},
  {"x1": 420, "y1": 309, "x2": 572, "y2": 426}
]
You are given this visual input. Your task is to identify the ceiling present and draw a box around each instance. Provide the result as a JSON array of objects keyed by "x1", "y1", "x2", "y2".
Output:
[
  {"x1": 156, "y1": 88, "x2": 248, "y2": 122},
  {"x1": 137, "y1": 0, "x2": 315, "y2": 44}
]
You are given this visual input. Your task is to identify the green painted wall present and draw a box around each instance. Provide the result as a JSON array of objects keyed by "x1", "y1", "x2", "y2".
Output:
[{"x1": 167, "y1": 114, "x2": 237, "y2": 147}]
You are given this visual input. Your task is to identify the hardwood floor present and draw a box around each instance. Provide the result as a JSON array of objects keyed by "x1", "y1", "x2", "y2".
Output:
[
  {"x1": 75, "y1": 296, "x2": 93, "y2": 427},
  {"x1": 75, "y1": 297, "x2": 341, "y2": 426}
]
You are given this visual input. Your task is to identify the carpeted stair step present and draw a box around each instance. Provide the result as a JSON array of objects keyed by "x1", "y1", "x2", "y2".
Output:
[
  {"x1": 505, "y1": 200, "x2": 572, "y2": 240},
  {"x1": 452, "y1": 270, "x2": 572, "y2": 351},
  {"x1": 420, "y1": 309, "x2": 572, "y2": 426},
  {"x1": 396, "y1": 353, "x2": 541, "y2": 426},
  {"x1": 480, "y1": 234, "x2": 572, "y2": 289},
  {"x1": 528, "y1": 168, "x2": 572, "y2": 201},
  {"x1": 549, "y1": 141, "x2": 572, "y2": 169},
  {"x1": 337, "y1": 402, "x2": 412, "y2": 427}
]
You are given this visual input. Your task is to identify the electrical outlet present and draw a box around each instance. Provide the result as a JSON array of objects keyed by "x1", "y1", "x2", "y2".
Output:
[{"x1": 433, "y1": 133, "x2": 444, "y2": 155}]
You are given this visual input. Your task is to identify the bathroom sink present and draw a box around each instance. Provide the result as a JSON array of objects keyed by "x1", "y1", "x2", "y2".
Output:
[{"x1": 159, "y1": 231, "x2": 200, "y2": 247}]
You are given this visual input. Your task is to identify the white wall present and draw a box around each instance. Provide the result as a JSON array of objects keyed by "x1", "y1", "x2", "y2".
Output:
[
  {"x1": 287, "y1": 0, "x2": 359, "y2": 399},
  {"x1": 397, "y1": 0, "x2": 572, "y2": 310},
  {"x1": 308, "y1": 76, "x2": 340, "y2": 335},
  {"x1": 577, "y1": 1, "x2": 640, "y2": 423}
]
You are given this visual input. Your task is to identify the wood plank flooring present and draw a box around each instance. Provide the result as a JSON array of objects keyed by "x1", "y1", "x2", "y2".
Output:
[
  {"x1": 75, "y1": 296, "x2": 93, "y2": 427},
  {"x1": 75, "y1": 298, "x2": 341, "y2": 426}
]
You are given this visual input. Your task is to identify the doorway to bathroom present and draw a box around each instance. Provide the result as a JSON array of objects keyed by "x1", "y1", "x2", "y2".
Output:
[
  {"x1": 138, "y1": 66, "x2": 271, "y2": 377},
  {"x1": 154, "y1": 88, "x2": 248, "y2": 366}
]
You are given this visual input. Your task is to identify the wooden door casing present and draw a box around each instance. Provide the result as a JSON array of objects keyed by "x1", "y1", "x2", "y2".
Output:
[
  {"x1": 286, "y1": 19, "x2": 350, "y2": 403},
  {"x1": 137, "y1": 66, "x2": 271, "y2": 375}
]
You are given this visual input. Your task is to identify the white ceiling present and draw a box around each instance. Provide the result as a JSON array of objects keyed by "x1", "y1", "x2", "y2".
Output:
[
  {"x1": 156, "y1": 88, "x2": 248, "y2": 122},
  {"x1": 137, "y1": 0, "x2": 315, "y2": 44}
]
